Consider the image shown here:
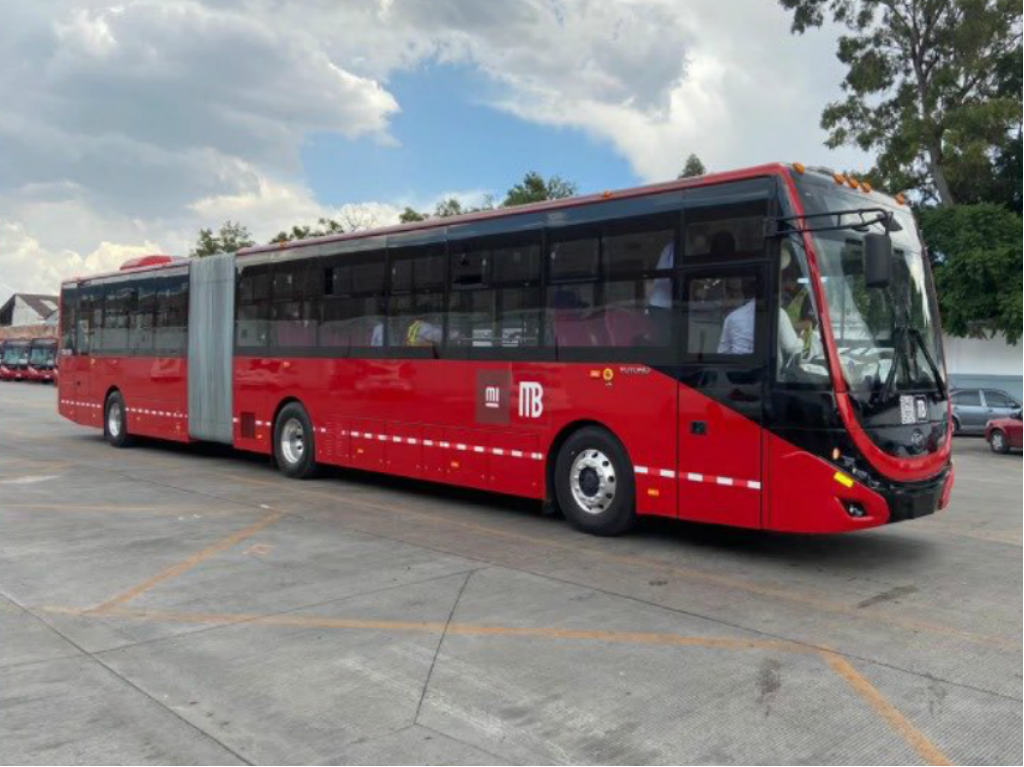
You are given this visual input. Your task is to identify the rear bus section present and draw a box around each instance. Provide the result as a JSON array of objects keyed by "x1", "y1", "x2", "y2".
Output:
[{"x1": 56, "y1": 163, "x2": 952, "y2": 535}]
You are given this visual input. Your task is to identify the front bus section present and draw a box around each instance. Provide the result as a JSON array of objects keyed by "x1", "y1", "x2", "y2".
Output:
[{"x1": 761, "y1": 167, "x2": 952, "y2": 533}]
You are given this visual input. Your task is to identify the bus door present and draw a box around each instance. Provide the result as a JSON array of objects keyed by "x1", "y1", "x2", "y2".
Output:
[{"x1": 676, "y1": 262, "x2": 768, "y2": 528}]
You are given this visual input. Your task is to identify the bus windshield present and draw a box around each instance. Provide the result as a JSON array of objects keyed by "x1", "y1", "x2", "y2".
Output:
[
  {"x1": 29, "y1": 345, "x2": 55, "y2": 366},
  {"x1": 3, "y1": 344, "x2": 28, "y2": 365},
  {"x1": 796, "y1": 182, "x2": 946, "y2": 408}
]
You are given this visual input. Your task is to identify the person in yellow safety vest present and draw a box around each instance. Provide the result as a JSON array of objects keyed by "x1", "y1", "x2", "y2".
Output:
[
  {"x1": 780, "y1": 241, "x2": 816, "y2": 355},
  {"x1": 405, "y1": 318, "x2": 442, "y2": 347}
]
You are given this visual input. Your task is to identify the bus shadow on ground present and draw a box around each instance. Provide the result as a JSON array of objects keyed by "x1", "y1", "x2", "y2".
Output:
[{"x1": 71, "y1": 432, "x2": 936, "y2": 567}]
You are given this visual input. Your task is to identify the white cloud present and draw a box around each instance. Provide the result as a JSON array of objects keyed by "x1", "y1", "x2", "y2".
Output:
[{"x1": 0, "y1": 0, "x2": 870, "y2": 305}]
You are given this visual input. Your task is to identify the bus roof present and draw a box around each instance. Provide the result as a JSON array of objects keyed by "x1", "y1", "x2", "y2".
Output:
[
  {"x1": 238, "y1": 162, "x2": 791, "y2": 259},
  {"x1": 60, "y1": 161, "x2": 905, "y2": 285}
]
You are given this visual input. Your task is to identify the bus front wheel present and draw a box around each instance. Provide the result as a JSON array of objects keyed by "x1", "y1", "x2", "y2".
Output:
[
  {"x1": 104, "y1": 391, "x2": 132, "y2": 448},
  {"x1": 554, "y1": 426, "x2": 635, "y2": 536},
  {"x1": 273, "y1": 402, "x2": 318, "y2": 479}
]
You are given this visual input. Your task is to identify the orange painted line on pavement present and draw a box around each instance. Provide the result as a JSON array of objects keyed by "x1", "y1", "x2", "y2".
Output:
[
  {"x1": 222, "y1": 472, "x2": 1016, "y2": 650},
  {"x1": 88, "y1": 509, "x2": 284, "y2": 613},
  {"x1": 823, "y1": 651, "x2": 952, "y2": 766},
  {"x1": 44, "y1": 603, "x2": 950, "y2": 762}
]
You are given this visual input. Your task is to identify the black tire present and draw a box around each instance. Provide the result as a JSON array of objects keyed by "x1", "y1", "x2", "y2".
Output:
[
  {"x1": 273, "y1": 402, "x2": 318, "y2": 478},
  {"x1": 554, "y1": 426, "x2": 635, "y2": 536},
  {"x1": 989, "y1": 429, "x2": 1009, "y2": 454},
  {"x1": 952, "y1": 416, "x2": 962, "y2": 435},
  {"x1": 103, "y1": 390, "x2": 132, "y2": 448}
]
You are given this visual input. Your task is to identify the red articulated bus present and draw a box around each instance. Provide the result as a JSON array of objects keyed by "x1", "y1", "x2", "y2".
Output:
[
  {"x1": 26, "y1": 338, "x2": 58, "y2": 383},
  {"x1": 57, "y1": 163, "x2": 954, "y2": 535}
]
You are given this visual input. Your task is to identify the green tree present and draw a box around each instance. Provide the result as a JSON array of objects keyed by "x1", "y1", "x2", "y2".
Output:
[
  {"x1": 779, "y1": 0, "x2": 1022, "y2": 207},
  {"x1": 678, "y1": 154, "x2": 707, "y2": 178},
  {"x1": 502, "y1": 171, "x2": 577, "y2": 207},
  {"x1": 919, "y1": 203, "x2": 1023, "y2": 341},
  {"x1": 398, "y1": 206, "x2": 427, "y2": 223},
  {"x1": 191, "y1": 220, "x2": 255, "y2": 257},
  {"x1": 433, "y1": 198, "x2": 464, "y2": 218},
  {"x1": 269, "y1": 217, "x2": 344, "y2": 244}
]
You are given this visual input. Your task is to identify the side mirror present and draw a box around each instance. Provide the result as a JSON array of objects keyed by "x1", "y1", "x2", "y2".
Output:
[{"x1": 863, "y1": 233, "x2": 893, "y2": 288}]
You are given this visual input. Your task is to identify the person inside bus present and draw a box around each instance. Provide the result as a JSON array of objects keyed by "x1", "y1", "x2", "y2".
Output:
[
  {"x1": 404, "y1": 318, "x2": 442, "y2": 347},
  {"x1": 717, "y1": 274, "x2": 802, "y2": 356}
]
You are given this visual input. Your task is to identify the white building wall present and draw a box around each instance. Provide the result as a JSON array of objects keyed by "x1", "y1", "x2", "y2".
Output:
[{"x1": 943, "y1": 333, "x2": 1023, "y2": 399}]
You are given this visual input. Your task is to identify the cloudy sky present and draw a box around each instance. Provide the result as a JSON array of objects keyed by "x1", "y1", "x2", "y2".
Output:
[{"x1": 0, "y1": 0, "x2": 870, "y2": 302}]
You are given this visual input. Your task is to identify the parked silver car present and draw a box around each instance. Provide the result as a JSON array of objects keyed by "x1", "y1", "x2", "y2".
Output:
[{"x1": 951, "y1": 388, "x2": 1022, "y2": 435}]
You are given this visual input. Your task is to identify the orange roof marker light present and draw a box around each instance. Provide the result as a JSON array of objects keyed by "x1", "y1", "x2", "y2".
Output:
[
  {"x1": 895, "y1": 192, "x2": 907, "y2": 205},
  {"x1": 833, "y1": 172, "x2": 846, "y2": 185},
  {"x1": 846, "y1": 175, "x2": 860, "y2": 190},
  {"x1": 601, "y1": 190, "x2": 613, "y2": 198},
  {"x1": 861, "y1": 181, "x2": 873, "y2": 193},
  {"x1": 792, "y1": 162, "x2": 806, "y2": 174}
]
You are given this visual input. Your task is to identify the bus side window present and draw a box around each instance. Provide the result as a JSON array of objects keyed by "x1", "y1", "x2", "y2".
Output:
[
  {"x1": 270, "y1": 259, "x2": 319, "y2": 349},
  {"x1": 132, "y1": 281, "x2": 156, "y2": 355},
  {"x1": 60, "y1": 287, "x2": 77, "y2": 354},
  {"x1": 387, "y1": 245, "x2": 444, "y2": 352},
  {"x1": 682, "y1": 271, "x2": 763, "y2": 359},
  {"x1": 600, "y1": 218, "x2": 675, "y2": 348},
  {"x1": 236, "y1": 264, "x2": 270, "y2": 350},
  {"x1": 155, "y1": 275, "x2": 188, "y2": 356},
  {"x1": 683, "y1": 200, "x2": 767, "y2": 261}
]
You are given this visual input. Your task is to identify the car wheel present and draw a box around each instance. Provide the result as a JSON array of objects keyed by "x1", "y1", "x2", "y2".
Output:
[
  {"x1": 952, "y1": 416, "x2": 962, "y2": 435},
  {"x1": 554, "y1": 426, "x2": 635, "y2": 536},
  {"x1": 273, "y1": 402, "x2": 318, "y2": 478},
  {"x1": 104, "y1": 391, "x2": 132, "y2": 448},
  {"x1": 989, "y1": 429, "x2": 1009, "y2": 454}
]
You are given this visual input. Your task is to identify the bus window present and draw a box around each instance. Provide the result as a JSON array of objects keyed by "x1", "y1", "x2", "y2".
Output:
[
  {"x1": 388, "y1": 245, "x2": 445, "y2": 351},
  {"x1": 101, "y1": 284, "x2": 134, "y2": 353},
  {"x1": 683, "y1": 272, "x2": 763, "y2": 358},
  {"x1": 131, "y1": 282, "x2": 156, "y2": 354},
  {"x1": 684, "y1": 200, "x2": 767, "y2": 261},
  {"x1": 236, "y1": 264, "x2": 270, "y2": 350},
  {"x1": 270, "y1": 260, "x2": 318, "y2": 348},
  {"x1": 60, "y1": 286, "x2": 77, "y2": 354},
  {"x1": 154, "y1": 275, "x2": 188, "y2": 356}
]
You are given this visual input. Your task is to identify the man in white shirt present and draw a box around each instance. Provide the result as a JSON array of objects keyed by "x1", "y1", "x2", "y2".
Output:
[{"x1": 717, "y1": 292, "x2": 802, "y2": 356}]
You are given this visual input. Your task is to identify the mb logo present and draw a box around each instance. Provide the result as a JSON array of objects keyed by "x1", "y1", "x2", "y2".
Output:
[{"x1": 518, "y1": 381, "x2": 544, "y2": 419}]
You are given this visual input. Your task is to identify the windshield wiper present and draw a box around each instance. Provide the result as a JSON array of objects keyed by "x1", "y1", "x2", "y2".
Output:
[
  {"x1": 908, "y1": 327, "x2": 946, "y2": 398},
  {"x1": 769, "y1": 207, "x2": 900, "y2": 237}
]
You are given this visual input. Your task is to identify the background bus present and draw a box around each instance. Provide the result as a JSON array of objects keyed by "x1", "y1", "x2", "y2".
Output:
[
  {"x1": 57, "y1": 163, "x2": 954, "y2": 535},
  {"x1": 26, "y1": 338, "x2": 58, "y2": 383}
]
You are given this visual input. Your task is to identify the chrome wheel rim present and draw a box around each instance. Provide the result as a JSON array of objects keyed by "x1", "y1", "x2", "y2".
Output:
[
  {"x1": 569, "y1": 449, "x2": 616, "y2": 515},
  {"x1": 107, "y1": 401, "x2": 122, "y2": 438},
  {"x1": 280, "y1": 417, "x2": 305, "y2": 465},
  {"x1": 992, "y1": 432, "x2": 1005, "y2": 451}
]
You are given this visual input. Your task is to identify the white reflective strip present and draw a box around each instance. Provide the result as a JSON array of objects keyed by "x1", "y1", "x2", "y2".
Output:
[
  {"x1": 407, "y1": 437, "x2": 418, "y2": 445},
  {"x1": 510, "y1": 450, "x2": 523, "y2": 458},
  {"x1": 377, "y1": 434, "x2": 387, "y2": 441},
  {"x1": 530, "y1": 452, "x2": 543, "y2": 460},
  {"x1": 716, "y1": 476, "x2": 733, "y2": 486},
  {"x1": 492, "y1": 448, "x2": 504, "y2": 456},
  {"x1": 392, "y1": 435, "x2": 403, "y2": 443},
  {"x1": 341, "y1": 429, "x2": 348, "y2": 436},
  {"x1": 686, "y1": 472, "x2": 703, "y2": 482},
  {"x1": 423, "y1": 439, "x2": 434, "y2": 447},
  {"x1": 439, "y1": 441, "x2": 450, "y2": 448},
  {"x1": 232, "y1": 417, "x2": 239, "y2": 423},
  {"x1": 634, "y1": 465, "x2": 649, "y2": 475},
  {"x1": 455, "y1": 443, "x2": 467, "y2": 451},
  {"x1": 658, "y1": 469, "x2": 675, "y2": 478},
  {"x1": 747, "y1": 480, "x2": 762, "y2": 490},
  {"x1": 473, "y1": 445, "x2": 485, "y2": 453}
]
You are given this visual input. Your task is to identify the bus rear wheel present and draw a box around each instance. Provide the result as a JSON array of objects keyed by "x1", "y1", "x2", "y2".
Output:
[
  {"x1": 273, "y1": 402, "x2": 318, "y2": 479},
  {"x1": 554, "y1": 426, "x2": 635, "y2": 536},
  {"x1": 104, "y1": 391, "x2": 132, "y2": 448}
]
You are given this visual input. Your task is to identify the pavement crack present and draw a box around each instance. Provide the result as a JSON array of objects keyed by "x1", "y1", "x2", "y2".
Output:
[{"x1": 414, "y1": 568, "x2": 478, "y2": 724}]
